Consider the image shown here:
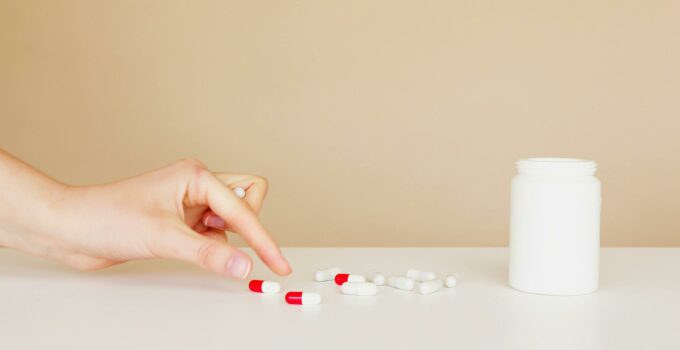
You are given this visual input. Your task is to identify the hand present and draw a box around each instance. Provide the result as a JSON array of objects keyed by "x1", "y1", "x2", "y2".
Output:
[{"x1": 0, "y1": 152, "x2": 291, "y2": 279}]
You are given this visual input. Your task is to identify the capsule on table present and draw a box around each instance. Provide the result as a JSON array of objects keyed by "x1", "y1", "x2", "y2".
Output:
[
  {"x1": 406, "y1": 269, "x2": 437, "y2": 282},
  {"x1": 285, "y1": 291, "x2": 322, "y2": 305},
  {"x1": 387, "y1": 276, "x2": 415, "y2": 291},
  {"x1": 418, "y1": 279, "x2": 444, "y2": 295},
  {"x1": 233, "y1": 187, "x2": 246, "y2": 199},
  {"x1": 367, "y1": 272, "x2": 386, "y2": 286},
  {"x1": 341, "y1": 282, "x2": 378, "y2": 296},
  {"x1": 334, "y1": 273, "x2": 366, "y2": 285},
  {"x1": 445, "y1": 275, "x2": 458, "y2": 288},
  {"x1": 314, "y1": 267, "x2": 341, "y2": 282},
  {"x1": 248, "y1": 280, "x2": 281, "y2": 294}
]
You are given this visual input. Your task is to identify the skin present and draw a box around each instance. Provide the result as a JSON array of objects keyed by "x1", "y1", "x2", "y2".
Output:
[{"x1": 0, "y1": 149, "x2": 291, "y2": 279}]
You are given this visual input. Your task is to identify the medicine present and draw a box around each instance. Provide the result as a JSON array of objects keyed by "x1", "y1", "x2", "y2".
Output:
[
  {"x1": 285, "y1": 291, "x2": 322, "y2": 305},
  {"x1": 406, "y1": 269, "x2": 437, "y2": 282},
  {"x1": 233, "y1": 187, "x2": 246, "y2": 199},
  {"x1": 418, "y1": 280, "x2": 443, "y2": 295},
  {"x1": 510, "y1": 158, "x2": 601, "y2": 295},
  {"x1": 341, "y1": 282, "x2": 378, "y2": 296},
  {"x1": 445, "y1": 275, "x2": 458, "y2": 288},
  {"x1": 335, "y1": 273, "x2": 366, "y2": 285},
  {"x1": 248, "y1": 280, "x2": 281, "y2": 294},
  {"x1": 368, "y1": 272, "x2": 386, "y2": 286},
  {"x1": 387, "y1": 276, "x2": 415, "y2": 291},
  {"x1": 314, "y1": 267, "x2": 341, "y2": 282}
]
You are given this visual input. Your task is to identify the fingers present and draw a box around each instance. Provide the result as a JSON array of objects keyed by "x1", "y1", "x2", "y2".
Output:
[
  {"x1": 156, "y1": 224, "x2": 251, "y2": 279},
  {"x1": 202, "y1": 210, "x2": 226, "y2": 230},
  {"x1": 189, "y1": 215, "x2": 229, "y2": 241},
  {"x1": 213, "y1": 173, "x2": 268, "y2": 214},
  {"x1": 203, "y1": 228, "x2": 228, "y2": 243},
  {"x1": 191, "y1": 172, "x2": 291, "y2": 276},
  {"x1": 202, "y1": 174, "x2": 268, "y2": 231}
]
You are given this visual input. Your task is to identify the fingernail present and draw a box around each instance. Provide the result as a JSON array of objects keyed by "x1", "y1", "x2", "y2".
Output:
[
  {"x1": 205, "y1": 215, "x2": 225, "y2": 228},
  {"x1": 226, "y1": 253, "x2": 251, "y2": 279}
]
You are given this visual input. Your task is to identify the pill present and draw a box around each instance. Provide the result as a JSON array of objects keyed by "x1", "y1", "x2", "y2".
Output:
[
  {"x1": 341, "y1": 282, "x2": 378, "y2": 296},
  {"x1": 285, "y1": 291, "x2": 322, "y2": 305},
  {"x1": 334, "y1": 273, "x2": 366, "y2": 285},
  {"x1": 248, "y1": 280, "x2": 281, "y2": 294},
  {"x1": 387, "y1": 276, "x2": 415, "y2": 291},
  {"x1": 418, "y1": 279, "x2": 444, "y2": 295},
  {"x1": 314, "y1": 267, "x2": 341, "y2": 282},
  {"x1": 233, "y1": 187, "x2": 246, "y2": 199},
  {"x1": 406, "y1": 269, "x2": 437, "y2": 282},
  {"x1": 445, "y1": 275, "x2": 458, "y2": 288},
  {"x1": 368, "y1": 272, "x2": 386, "y2": 286}
]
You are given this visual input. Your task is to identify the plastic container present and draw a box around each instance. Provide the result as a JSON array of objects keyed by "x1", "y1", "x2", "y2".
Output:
[{"x1": 509, "y1": 158, "x2": 601, "y2": 295}]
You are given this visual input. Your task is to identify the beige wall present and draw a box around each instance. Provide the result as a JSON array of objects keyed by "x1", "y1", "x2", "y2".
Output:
[{"x1": 1, "y1": 1, "x2": 679, "y2": 246}]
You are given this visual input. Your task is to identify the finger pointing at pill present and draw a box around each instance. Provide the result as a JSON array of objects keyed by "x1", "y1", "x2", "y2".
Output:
[
  {"x1": 148, "y1": 162, "x2": 291, "y2": 278},
  {"x1": 184, "y1": 171, "x2": 291, "y2": 276}
]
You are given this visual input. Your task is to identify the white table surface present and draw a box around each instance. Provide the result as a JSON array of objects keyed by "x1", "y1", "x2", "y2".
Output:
[{"x1": 1, "y1": 248, "x2": 679, "y2": 350}]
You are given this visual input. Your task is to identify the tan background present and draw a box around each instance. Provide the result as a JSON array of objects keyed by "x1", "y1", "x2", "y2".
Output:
[{"x1": 1, "y1": 1, "x2": 679, "y2": 246}]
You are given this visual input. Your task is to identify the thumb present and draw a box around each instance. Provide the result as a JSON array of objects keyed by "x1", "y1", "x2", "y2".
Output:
[{"x1": 155, "y1": 224, "x2": 252, "y2": 279}]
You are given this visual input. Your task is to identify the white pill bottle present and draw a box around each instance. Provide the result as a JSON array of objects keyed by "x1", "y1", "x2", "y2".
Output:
[{"x1": 509, "y1": 158, "x2": 601, "y2": 295}]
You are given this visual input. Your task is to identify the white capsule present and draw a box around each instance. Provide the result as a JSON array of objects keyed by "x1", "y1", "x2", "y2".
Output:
[
  {"x1": 387, "y1": 276, "x2": 415, "y2": 291},
  {"x1": 368, "y1": 272, "x2": 386, "y2": 286},
  {"x1": 406, "y1": 269, "x2": 437, "y2": 282},
  {"x1": 418, "y1": 279, "x2": 444, "y2": 295},
  {"x1": 233, "y1": 187, "x2": 246, "y2": 199},
  {"x1": 314, "y1": 267, "x2": 341, "y2": 282},
  {"x1": 445, "y1": 275, "x2": 458, "y2": 288},
  {"x1": 341, "y1": 282, "x2": 378, "y2": 296}
]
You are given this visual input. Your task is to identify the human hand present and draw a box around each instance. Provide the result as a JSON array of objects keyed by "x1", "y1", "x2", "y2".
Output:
[{"x1": 0, "y1": 153, "x2": 291, "y2": 279}]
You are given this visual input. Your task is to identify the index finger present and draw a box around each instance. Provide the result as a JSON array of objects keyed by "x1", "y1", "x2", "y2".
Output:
[{"x1": 191, "y1": 171, "x2": 291, "y2": 275}]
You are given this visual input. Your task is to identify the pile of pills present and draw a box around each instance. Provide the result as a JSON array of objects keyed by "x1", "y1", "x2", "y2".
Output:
[{"x1": 248, "y1": 267, "x2": 458, "y2": 306}]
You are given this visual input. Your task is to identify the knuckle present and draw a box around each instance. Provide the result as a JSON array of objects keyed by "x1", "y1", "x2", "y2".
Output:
[
  {"x1": 253, "y1": 175, "x2": 269, "y2": 190},
  {"x1": 195, "y1": 241, "x2": 221, "y2": 269},
  {"x1": 176, "y1": 157, "x2": 206, "y2": 171}
]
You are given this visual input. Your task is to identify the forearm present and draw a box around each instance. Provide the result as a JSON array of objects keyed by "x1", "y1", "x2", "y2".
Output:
[{"x1": 0, "y1": 150, "x2": 66, "y2": 249}]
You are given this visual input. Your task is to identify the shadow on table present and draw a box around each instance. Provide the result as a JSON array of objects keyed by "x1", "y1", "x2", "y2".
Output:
[{"x1": 0, "y1": 250, "x2": 242, "y2": 294}]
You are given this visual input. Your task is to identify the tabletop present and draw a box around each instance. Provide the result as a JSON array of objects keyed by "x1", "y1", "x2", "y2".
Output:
[{"x1": 1, "y1": 247, "x2": 679, "y2": 350}]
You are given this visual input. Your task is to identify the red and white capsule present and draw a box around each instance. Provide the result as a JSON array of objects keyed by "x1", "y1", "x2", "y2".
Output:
[
  {"x1": 285, "y1": 291, "x2": 322, "y2": 305},
  {"x1": 248, "y1": 280, "x2": 281, "y2": 294},
  {"x1": 334, "y1": 273, "x2": 366, "y2": 285}
]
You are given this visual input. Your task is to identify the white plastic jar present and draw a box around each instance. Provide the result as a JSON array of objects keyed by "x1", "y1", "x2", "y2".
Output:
[{"x1": 509, "y1": 158, "x2": 601, "y2": 295}]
